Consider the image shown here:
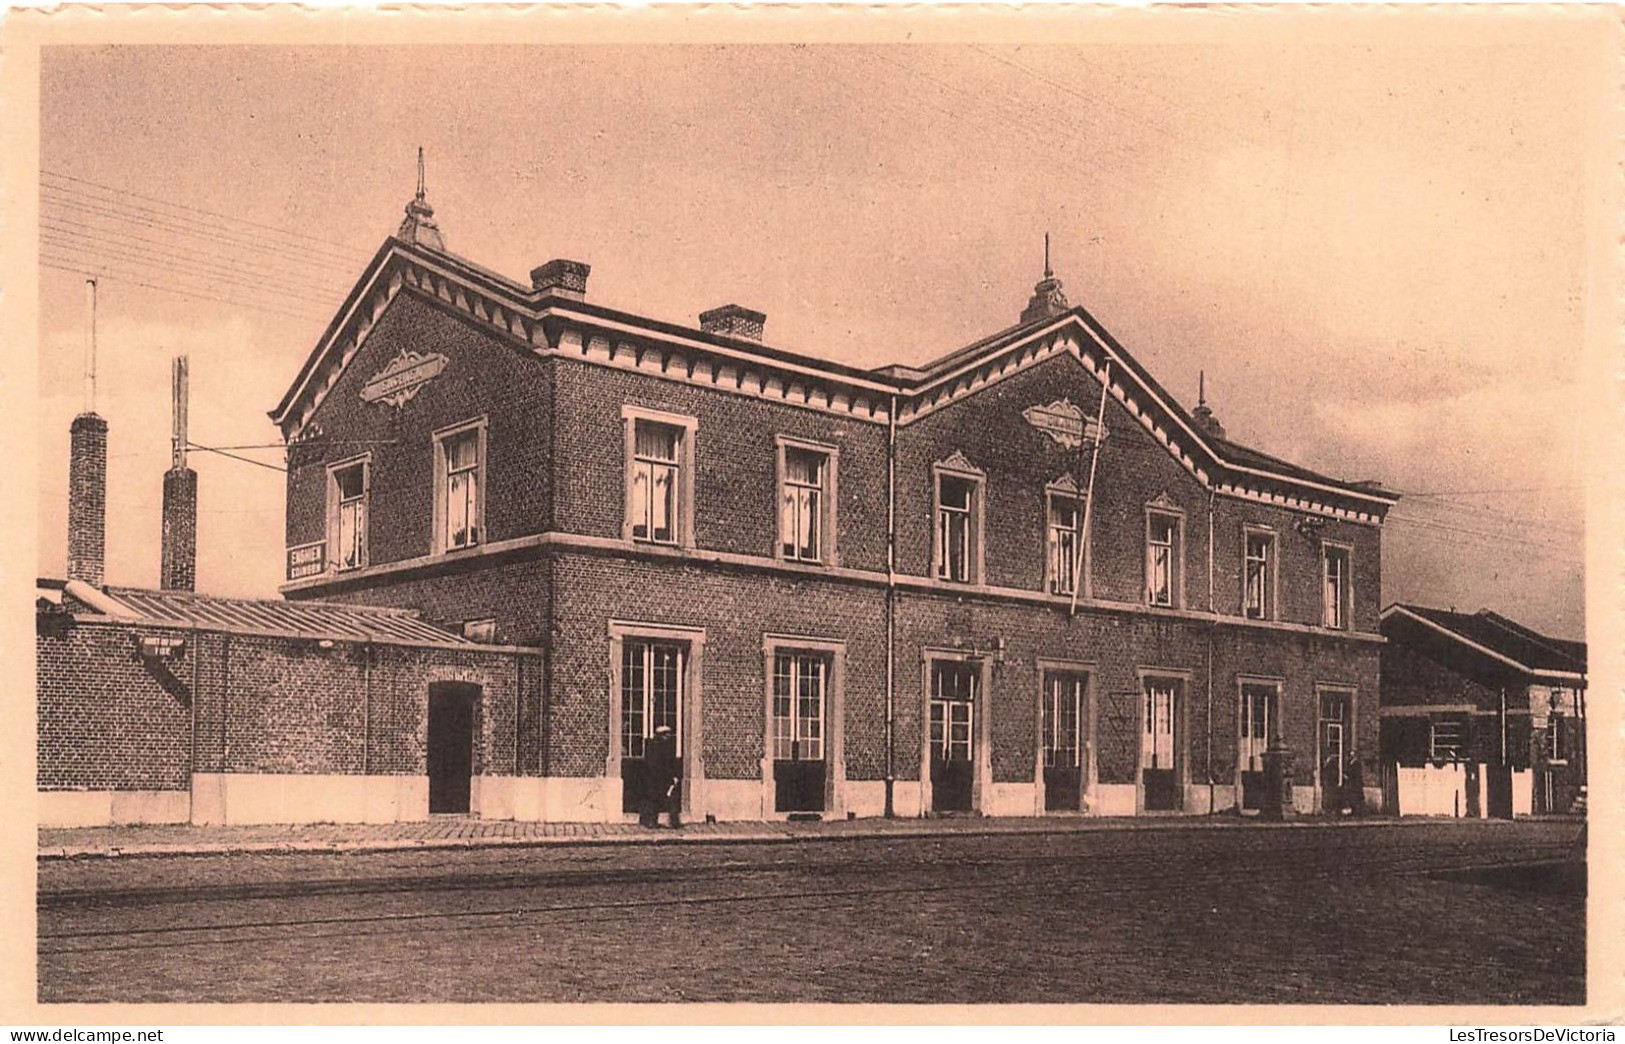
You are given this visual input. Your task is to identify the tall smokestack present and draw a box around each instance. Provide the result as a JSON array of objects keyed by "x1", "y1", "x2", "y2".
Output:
[
  {"x1": 67, "y1": 278, "x2": 107, "y2": 587},
  {"x1": 161, "y1": 355, "x2": 197, "y2": 591}
]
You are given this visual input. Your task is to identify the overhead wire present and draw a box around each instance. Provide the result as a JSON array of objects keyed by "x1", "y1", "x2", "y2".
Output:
[
  {"x1": 40, "y1": 256, "x2": 328, "y2": 323},
  {"x1": 43, "y1": 232, "x2": 347, "y2": 306},
  {"x1": 42, "y1": 170, "x2": 366, "y2": 266}
]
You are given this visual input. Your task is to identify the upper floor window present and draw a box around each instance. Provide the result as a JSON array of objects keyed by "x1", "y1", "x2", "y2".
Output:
[
  {"x1": 777, "y1": 438, "x2": 836, "y2": 564},
  {"x1": 1243, "y1": 528, "x2": 1277, "y2": 620},
  {"x1": 935, "y1": 473, "x2": 982, "y2": 583},
  {"x1": 1046, "y1": 491, "x2": 1084, "y2": 596},
  {"x1": 623, "y1": 406, "x2": 697, "y2": 547},
  {"x1": 434, "y1": 420, "x2": 485, "y2": 553},
  {"x1": 1322, "y1": 544, "x2": 1352, "y2": 629},
  {"x1": 328, "y1": 457, "x2": 369, "y2": 571},
  {"x1": 1146, "y1": 508, "x2": 1183, "y2": 608}
]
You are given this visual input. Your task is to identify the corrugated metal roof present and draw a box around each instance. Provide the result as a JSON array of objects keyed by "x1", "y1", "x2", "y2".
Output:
[{"x1": 93, "y1": 585, "x2": 470, "y2": 645}]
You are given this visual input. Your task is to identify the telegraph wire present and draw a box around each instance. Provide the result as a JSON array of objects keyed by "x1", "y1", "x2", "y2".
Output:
[
  {"x1": 41, "y1": 257, "x2": 328, "y2": 323},
  {"x1": 41, "y1": 169, "x2": 365, "y2": 265},
  {"x1": 41, "y1": 213, "x2": 347, "y2": 298},
  {"x1": 39, "y1": 187, "x2": 362, "y2": 279},
  {"x1": 43, "y1": 231, "x2": 347, "y2": 306},
  {"x1": 185, "y1": 441, "x2": 287, "y2": 473}
]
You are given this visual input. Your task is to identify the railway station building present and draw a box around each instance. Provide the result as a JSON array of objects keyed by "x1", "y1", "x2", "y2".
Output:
[{"x1": 262, "y1": 184, "x2": 1397, "y2": 824}]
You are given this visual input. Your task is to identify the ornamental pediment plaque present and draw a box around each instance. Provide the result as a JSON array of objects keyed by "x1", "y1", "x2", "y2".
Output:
[
  {"x1": 1023, "y1": 398, "x2": 1105, "y2": 448},
  {"x1": 360, "y1": 348, "x2": 449, "y2": 408}
]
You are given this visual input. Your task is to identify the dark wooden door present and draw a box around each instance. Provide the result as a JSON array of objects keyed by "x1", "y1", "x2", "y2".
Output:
[
  {"x1": 930, "y1": 662, "x2": 976, "y2": 813},
  {"x1": 1486, "y1": 763, "x2": 1513, "y2": 819},
  {"x1": 1042, "y1": 673, "x2": 1085, "y2": 812},
  {"x1": 428, "y1": 683, "x2": 477, "y2": 814},
  {"x1": 775, "y1": 752, "x2": 826, "y2": 813},
  {"x1": 1142, "y1": 680, "x2": 1180, "y2": 811}
]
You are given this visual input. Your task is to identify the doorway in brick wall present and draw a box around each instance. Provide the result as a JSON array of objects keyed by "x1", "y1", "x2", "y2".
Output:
[{"x1": 428, "y1": 682, "x2": 479, "y2": 814}]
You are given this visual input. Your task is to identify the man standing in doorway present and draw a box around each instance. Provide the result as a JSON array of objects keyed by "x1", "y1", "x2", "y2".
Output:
[{"x1": 644, "y1": 723, "x2": 682, "y2": 829}]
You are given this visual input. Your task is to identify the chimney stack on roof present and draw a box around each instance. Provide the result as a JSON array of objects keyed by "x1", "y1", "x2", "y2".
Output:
[
  {"x1": 67, "y1": 278, "x2": 107, "y2": 587},
  {"x1": 530, "y1": 259, "x2": 591, "y2": 301},
  {"x1": 699, "y1": 304, "x2": 766, "y2": 342},
  {"x1": 160, "y1": 356, "x2": 197, "y2": 592}
]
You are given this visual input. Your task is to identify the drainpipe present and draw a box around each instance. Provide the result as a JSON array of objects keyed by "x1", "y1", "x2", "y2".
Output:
[
  {"x1": 1206, "y1": 487, "x2": 1216, "y2": 814},
  {"x1": 884, "y1": 393, "x2": 903, "y2": 817},
  {"x1": 189, "y1": 624, "x2": 200, "y2": 823},
  {"x1": 362, "y1": 641, "x2": 373, "y2": 776}
]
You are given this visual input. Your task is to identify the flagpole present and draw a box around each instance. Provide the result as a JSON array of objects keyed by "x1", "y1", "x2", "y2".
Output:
[{"x1": 1070, "y1": 361, "x2": 1110, "y2": 616}]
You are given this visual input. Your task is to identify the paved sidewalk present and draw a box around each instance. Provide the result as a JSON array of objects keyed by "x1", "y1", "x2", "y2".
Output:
[{"x1": 34, "y1": 810, "x2": 1514, "y2": 861}]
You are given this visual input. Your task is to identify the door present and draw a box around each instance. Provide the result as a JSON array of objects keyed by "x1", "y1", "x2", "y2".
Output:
[
  {"x1": 1319, "y1": 690, "x2": 1349, "y2": 813},
  {"x1": 428, "y1": 682, "x2": 478, "y2": 814},
  {"x1": 773, "y1": 651, "x2": 828, "y2": 813},
  {"x1": 1142, "y1": 679, "x2": 1180, "y2": 811},
  {"x1": 1239, "y1": 683, "x2": 1278, "y2": 811},
  {"x1": 930, "y1": 661, "x2": 976, "y2": 812},
  {"x1": 620, "y1": 640, "x2": 685, "y2": 814},
  {"x1": 1042, "y1": 673, "x2": 1085, "y2": 812}
]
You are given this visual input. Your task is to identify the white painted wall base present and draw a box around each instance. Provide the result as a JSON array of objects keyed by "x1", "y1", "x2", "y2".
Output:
[
  {"x1": 1182, "y1": 785, "x2": 1236, "y2": 815},
  {"x1": 1291, "y1": 786, "x2": 1316, "y2": 815},
  {"x1": 472, "y1": 776, "x2": 619, "y2": 822},
  {"x1": 985, "y1": 782, "x2": 1041, "y2": 817},
  {"x1": 39, "y1": 789, "x2": 191, "y2": 828},
  {"x1": 843, "y1": 781, "x2": 886, "y2": 818},
  {"x1": 701, "y1": 779, "x2": 764, "y2": 821},
  {"x1": 1091, "y1": 784, "x2": 1137, "y2": 816},
  {"x1": 190, "y1": 773, "x2": 428, "y2": 826}
]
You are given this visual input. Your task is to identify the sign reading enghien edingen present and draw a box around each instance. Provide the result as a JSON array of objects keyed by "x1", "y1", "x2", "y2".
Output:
[{"x1": 360, "y1": 348, "x2": 449, "y2": 408}]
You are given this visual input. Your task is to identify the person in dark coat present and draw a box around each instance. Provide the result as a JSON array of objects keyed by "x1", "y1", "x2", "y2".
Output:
[
  {"x1": 1343, "y1": 751, "x2": 1365, "y2": 815},
  {"x1": 643, "y1": 724, "x2": 681, "y2": 828}
]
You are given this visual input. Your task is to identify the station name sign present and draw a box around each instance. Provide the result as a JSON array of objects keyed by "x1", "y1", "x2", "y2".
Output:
[
  {"x1": 361, "y1": 349, "x2": 449, "y2": 408},
  {"x1": 1023, "y1": 398, "x2": 1105, "y2": 449}
]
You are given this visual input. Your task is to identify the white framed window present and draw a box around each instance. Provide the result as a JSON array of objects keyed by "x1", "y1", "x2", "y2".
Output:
[
  {"x1": 930, "y1": 660, "x2": 976, "y2": 762},
  {"x1": 326, "y1": 455, "x2": 369, "y2": 572},
  {"x1": 1322, "y1": 544, "x2": 1352, "y2": 629},
  {"x1": 1545, "y1": 714, "x2": 1566, "y2": 763},
  {"x1": 1042, "y1": 673, "x2": 1085, "y2": 769},
  {"x1": 776, "y1": 437, "x2": 837, "y2": 564},
  {"x1": 1239, "y1": 681, "x2": 1279, "y2": 773},
  {"x1": 433, "y1": 419, "x2": 486, "y2": 554},
  {"x1": 771, "y1": 651, "x2": 827, "y2": 761},
  {"x1": 1243, "y1": 528, "x2": 1277, "y2": 620},
  {"x1": 620, "y1": 638, "x2": 685, "y2": 759},
  {"x1": 1146, "y1": 509, "x2": 1183, "y2": 608},
  {"x1": 1429, "y1": 718, "x2": 1464, "y2": 762},
  {"x1": 933, "y1": 461, "x2": 984, "y2": 584},
  {"x1": 623, "y1": 406, "x2": 697, "y2": 548},
  {"x1": 1046, "y1": 491, "x2": 1084, "y2": 596},
  {"x1": 1142, "y1": 678, "x2": 1179, "y2": 770}
]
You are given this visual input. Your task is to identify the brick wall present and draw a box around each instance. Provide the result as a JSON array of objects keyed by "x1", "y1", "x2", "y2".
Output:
[
  {"x1": 895, "y1": 354, "x2": 1213, "y2": 603},
  {"x1": 40, "y1": 615, "x2": 540, "y2": 790},
  {"x1": 546, "y1": 551, "x2": 888, "y2": 779},
  {"x1": 160, "y1": 466, "x2": 198, "y2": 591},
  {"x1": 1211, "y1": 498, "x2": 1381, "y2": 632},
  {"x1": 37, "y1": 619, "x2": 191, "y2": 791},
  {"x1": 550, "y1": 357, "x2": 891, "y2": 570},
  {"x1": 286, "y1": 292, "x2": 551, "y2": 566},
  {"x1": 308, "y1": 556, "x2": 551, "y2": 648}
]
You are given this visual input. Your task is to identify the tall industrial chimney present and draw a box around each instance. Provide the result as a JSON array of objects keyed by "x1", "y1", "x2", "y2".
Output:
[
  {"x1": 160, "y1": 355, "x2": 197, "y2": 591},
  {"x1": 67, "y1": 279, "x2": 107, "y2": 588}
]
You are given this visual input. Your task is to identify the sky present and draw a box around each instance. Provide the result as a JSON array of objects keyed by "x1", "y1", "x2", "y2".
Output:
[{"x1": 33, "y1": 25, "x2": 1607, "y2": 639}]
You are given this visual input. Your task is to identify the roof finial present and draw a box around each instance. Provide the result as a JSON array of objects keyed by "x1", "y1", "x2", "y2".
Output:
[
  {"x1": 1044, "y1": 232, "x2": 1052, "y2": 280},
  {"x1": 397, "y1": 146, "x2": 446, "y2": 251},
  {"x1": 1199, "y1": 369, "x2": 1206, "y2": 408},
  {"x1": 1020, "y1": 234, "x2": 1069, "y2": 324}
]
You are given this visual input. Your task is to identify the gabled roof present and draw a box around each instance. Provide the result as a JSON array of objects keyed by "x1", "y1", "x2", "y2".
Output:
[
  {"x1": 40, "y1": 577, "x2": 474, "y2": 647},
  {"x1": 270, "y1": 236, "x2": 1398, "y2": 524},
  {"x1": 1382, "y1": 603, "x2": 1587, "y2": 679}
]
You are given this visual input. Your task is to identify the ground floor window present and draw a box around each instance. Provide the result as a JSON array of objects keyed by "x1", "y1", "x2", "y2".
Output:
[
  {"x1": 929, "y1": 660, "x2": 977, "y2": 812},
  {"x1": 772, "y1": 651, "x2": 826, "y2": 762},
  {"x1": 1429, "y1": 718, "x2": 1464, "y2": 763},
  {"x1": 1141, "y1": 677, "x2": 1182, "y2": 811},
  {"x1": 621, "y1": 639, "x2": 684, "y2": 758}
]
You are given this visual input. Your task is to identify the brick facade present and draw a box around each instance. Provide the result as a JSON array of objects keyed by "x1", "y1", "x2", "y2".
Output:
[{"x1": 270, "y1": 240, "x2": 1390, "y2": 821}]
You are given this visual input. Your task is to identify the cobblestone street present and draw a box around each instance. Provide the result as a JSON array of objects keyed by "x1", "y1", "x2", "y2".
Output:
[{"x1": 37, "y1": 818, "x2": 1584, "y2": 1005}]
